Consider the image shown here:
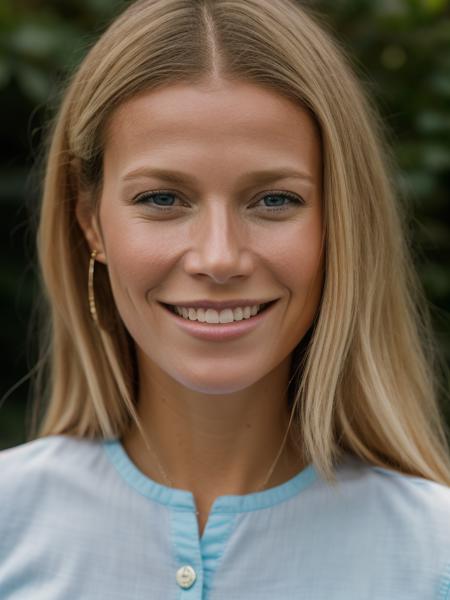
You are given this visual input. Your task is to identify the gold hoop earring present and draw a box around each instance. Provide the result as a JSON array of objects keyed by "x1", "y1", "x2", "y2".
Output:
[{"x1": 88, "y1": 250, "x2": 99, "y2": 326}]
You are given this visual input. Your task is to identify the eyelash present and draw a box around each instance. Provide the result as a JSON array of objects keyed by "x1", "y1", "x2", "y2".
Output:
[{"x1": 133, "y1": 190, "x2": 305, "y2": 213}]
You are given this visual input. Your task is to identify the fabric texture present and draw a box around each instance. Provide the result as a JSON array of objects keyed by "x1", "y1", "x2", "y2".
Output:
[{"x1": 1, "y1": 434, "x2": 449, "y2": 599}]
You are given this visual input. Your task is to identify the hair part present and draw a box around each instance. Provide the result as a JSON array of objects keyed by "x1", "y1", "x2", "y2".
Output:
[{"x1": 31, "y1": 0, "x2": 450, "y2": 485}]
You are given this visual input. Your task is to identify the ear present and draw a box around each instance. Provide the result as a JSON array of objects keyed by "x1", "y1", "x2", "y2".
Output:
[{"x1": 75, "y1": 189, "x2": 108, "y2": 265}]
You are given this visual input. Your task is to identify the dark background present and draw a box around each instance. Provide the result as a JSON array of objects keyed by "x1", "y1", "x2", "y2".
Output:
[{"x1": 1, "y1": 0, "x2": 449, "y2": 450}]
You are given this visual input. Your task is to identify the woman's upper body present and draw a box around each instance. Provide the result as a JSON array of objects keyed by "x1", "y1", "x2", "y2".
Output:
[
  {"x1": 34, "y1": 0, "x2": 450, "y2": 500},
  {"x1": 1, "y1": 434, "x2": 450, "y2": 600},
  {"x1": 76, "y1": 75, "x2": 325, "y2": 536},
  {"x1": 4, "y1": 0, "x2": 450, "y2": 598}
]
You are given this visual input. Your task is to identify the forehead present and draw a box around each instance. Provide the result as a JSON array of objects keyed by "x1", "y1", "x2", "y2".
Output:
[{"x1": 103, "y1": 80, "x2": 321, "y2": 176}]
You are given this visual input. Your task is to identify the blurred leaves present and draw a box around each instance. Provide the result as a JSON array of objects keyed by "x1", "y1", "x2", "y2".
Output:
[{"x1": 0, "y1": 0, "x2": 449, "y2": 446}]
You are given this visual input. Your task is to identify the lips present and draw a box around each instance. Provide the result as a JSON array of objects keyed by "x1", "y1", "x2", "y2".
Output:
[{"x1": 158, "y1": 297, "x2": 279, "y2": 341}]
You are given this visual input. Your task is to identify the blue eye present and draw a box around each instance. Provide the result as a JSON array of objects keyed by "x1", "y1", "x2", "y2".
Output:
[
  {"x1": 133, "y1": 190, "x2": 304, "y2": 213},
  {"x1": 257, "y1": 192, "x2": 304, "y2": 212},
  {"x1": 134, "y1": 191, "x2": 179, "y2": 210}
]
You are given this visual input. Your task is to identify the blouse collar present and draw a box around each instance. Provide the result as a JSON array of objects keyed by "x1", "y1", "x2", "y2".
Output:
[{"x1": 103, "y1": 437, "x2": 318, "y2": 514}]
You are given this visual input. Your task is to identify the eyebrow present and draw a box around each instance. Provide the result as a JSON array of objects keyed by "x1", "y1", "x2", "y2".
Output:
[{"x1": 121, "y1": 166, "x2": 315, "y2": 186}]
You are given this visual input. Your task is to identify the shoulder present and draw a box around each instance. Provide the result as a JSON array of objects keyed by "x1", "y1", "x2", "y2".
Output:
[
  {"x1": 311, "y1": 452, "x2": 450, "y2": 550},
  {"x1": 0, "y1": 435, "x2": 114, "y2": 556},
  {"x1": 0, "y1": 435, "x2": 106, "y2": 517},
  {"x1": 335, "y1": 453, "x2": 450, "y2": 518},
  {"x1": 0, "y1": 435, "x2": 130, "y2": 594},
  {"x1": 317, "y1": 454, "x2": 450, "y2": 597},
  {"x1": 1, "y1": 434, "x2": 85, "y2": 466},
  {"x1": 329, "y1": 454, "x2": 450, "y2": 560},
  {"x1": 0, "y1": 434, "x2": 103, "y2": 482}
]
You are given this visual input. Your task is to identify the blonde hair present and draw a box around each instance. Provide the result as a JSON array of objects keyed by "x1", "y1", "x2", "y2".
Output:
[{"x1": 31, "y1": 0, "x2": 450, "y2": 485}]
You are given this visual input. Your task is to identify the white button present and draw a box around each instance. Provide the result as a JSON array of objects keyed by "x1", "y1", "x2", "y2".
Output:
[{"x1": 176, "y1": 565, "x2": 197, "y2": 589}]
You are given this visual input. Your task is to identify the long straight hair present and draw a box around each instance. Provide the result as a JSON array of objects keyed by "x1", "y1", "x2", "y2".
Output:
[{"x1": 31, "y1": 0, "x2": 450, "y2": 485}]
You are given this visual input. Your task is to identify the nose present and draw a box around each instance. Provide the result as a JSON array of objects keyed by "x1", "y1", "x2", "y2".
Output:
[{"x1": 182, "y1": 200, "x2": 253, "y2": 284}]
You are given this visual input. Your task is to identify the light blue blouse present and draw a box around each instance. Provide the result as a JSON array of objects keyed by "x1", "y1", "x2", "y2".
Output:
[{"x1": 1, "y1": 434, "x2": 450, "y2": 599}]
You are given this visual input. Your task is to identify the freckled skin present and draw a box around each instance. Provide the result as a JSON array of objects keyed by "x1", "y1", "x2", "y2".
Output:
[{"x1": 77, "y1": 79, "x2": 324, "y2": 530}]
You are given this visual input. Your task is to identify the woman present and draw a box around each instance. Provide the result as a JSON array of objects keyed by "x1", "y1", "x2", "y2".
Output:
[{"x1": 1, "y1": 0, "x2": 449, "y2": 597}]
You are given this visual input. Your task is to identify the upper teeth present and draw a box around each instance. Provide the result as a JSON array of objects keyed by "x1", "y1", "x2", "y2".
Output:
[{"x1": 174, "y1": 304, "x2": 262, "y2": 323}]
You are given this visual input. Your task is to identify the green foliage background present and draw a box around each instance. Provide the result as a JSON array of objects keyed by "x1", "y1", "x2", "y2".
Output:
[{"x1": 0, "y1": 0, "x2": 449, "y2": 449}]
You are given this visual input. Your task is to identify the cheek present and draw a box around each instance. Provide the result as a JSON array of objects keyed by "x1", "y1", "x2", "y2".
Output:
[
  {"x1": 270, "y1": 221, "x2": 324, "y2": 348},
  {"x1": 100, "y1": 206, "x2": 179, "y2": 287},
  {"x1": 264, "y1": 218, "x2": 323, "y2": 293}
]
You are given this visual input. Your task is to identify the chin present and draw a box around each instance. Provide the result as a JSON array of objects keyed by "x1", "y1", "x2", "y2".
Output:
[{"x1": 168, "y1": 367, "x2": 264, "y2": 396}]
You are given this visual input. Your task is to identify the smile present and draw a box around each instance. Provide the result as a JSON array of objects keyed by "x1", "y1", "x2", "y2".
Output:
[
  {"x1": 163, "y1": 302, "x2": 273, "y2": 323},
  {"x1": 158, "y1": 299, "x2": 279, "y2": 341}
]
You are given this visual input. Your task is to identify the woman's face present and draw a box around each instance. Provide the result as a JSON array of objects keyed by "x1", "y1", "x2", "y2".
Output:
[{"x1": 78, "y1": 79, "x2": 324, "y2": 395}]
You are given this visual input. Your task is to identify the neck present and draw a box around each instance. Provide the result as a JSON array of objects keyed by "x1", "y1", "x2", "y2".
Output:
[{"x1": 121, "y1": 351, "x2": 305, "y2": 504}]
